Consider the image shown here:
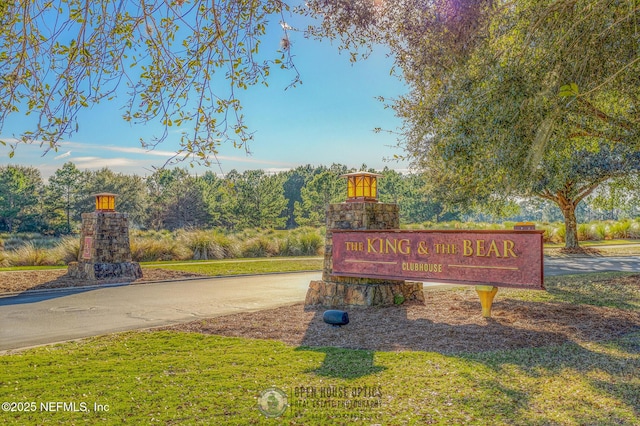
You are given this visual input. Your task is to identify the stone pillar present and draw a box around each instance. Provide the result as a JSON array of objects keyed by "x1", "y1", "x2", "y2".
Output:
[
  {"x1": 305, "y1": 202, "x2": 424, "y2": 307},
  {"x1": 67, "y1": 211, "x2": 142, "y2": 282}
]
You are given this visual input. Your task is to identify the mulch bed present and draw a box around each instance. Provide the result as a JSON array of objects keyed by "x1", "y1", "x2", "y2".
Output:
[
  {"x1": 0, "y1": 268, "x2": 207, "y2": 294},
  {"x1": 161, "y1": 284, "x2": 640, "y2": 354}
]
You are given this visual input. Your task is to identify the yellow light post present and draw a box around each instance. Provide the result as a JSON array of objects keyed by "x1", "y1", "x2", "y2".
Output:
[
  {"x1": 341, "y1": 172, "x2": 381, "y2": 203},
  {"x1": 94, "y1": 193, "x2": 117, "y2": 212},
  {"x1": 476, "y1": 285, "x2": 499, "y2": 318}
]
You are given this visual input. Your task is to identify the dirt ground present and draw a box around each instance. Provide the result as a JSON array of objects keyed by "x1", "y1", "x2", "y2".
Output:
[
  {"x1": 160, "y1": 282, "x2": 640, "y2": 354},
  {"x1": 2, "y1": 268, "x2": 639, "y2": 354},
  {"x1": 0, "y1": 268, "x2": 207, "y2": 294}
]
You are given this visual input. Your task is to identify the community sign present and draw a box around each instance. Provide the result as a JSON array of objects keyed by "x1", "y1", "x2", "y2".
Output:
[{"x1": 332, "y1": 230, "x2": 544, "y2": 290}]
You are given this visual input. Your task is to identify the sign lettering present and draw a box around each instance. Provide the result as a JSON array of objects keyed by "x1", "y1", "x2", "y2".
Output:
[{"x1": 332, "y1": 230, "x2": 544, "y2": 289}]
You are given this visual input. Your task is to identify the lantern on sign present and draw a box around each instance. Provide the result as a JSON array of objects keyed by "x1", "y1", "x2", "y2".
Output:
[
  {"x1": 94, "y1": 193, "x2": 117, "y2": 212},
  {"x1": 341, "y1": 172, "x2": 381, "y2": 203}
]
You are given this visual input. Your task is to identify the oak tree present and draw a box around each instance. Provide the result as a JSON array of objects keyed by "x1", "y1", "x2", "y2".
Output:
[
  {"x1": 1, "y1": 0, "x2": 299, "y2": 163},
  {"x1": 306, "y1": 0, "x2": 640, "y2": 248}
]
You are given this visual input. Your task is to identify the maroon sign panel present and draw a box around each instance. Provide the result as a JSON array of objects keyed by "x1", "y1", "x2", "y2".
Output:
[
  {"x1": 82, "y1": 237, "x2": 93, "y2": 260},
  {"x1": 332, "y1": 230, "x2": 544, "y2": 289}
]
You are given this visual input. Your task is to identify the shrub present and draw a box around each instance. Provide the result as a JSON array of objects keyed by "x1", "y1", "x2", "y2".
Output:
[
  {"x1": 180, "y1": 230, "x2": 223, "y2": 260},
  {"x1": 610, "y1": 220, "x2": 632, "y2": 239},
  {"x1": 554, "y1": 224, "x2": 566, "y2": 243},
  {"x1": 577, "y1": 223, "x2": 591, "y2": 241},
  {"x1": 278, "y1": 235, "x2": 301, "y2": 256},
  {"x1": 179, "y1": 230, "x2": 241, "y2": 260},
  {"x1": 130, "y1": 235, "x2": 190, "y2": 262},
  {"x1": 590, "y1": 223, "x2": 607, "y2": 240},
  {"x1": 242, "y1": 236, "x2": 278, "y2": 258},
  {"x1": 537, "y1": 223, "x2": 561, "y2": 243},
  {"x1": 275, "y1": 228, "x2": 324, "y2": 257},
  {"x1": 5, "y1": 242, "x2": 56, "y2": 266},
  {"x1": 299, "y1": 230, "x2": 323, "y2": 255},
  {"x1": 486, "y1": 223, "x2": 504, "y2": 230},
  {"x1": 537, "y1": 223, "x2": 565, "y2": 244},
  {"x1": 214, "y1": 232, "x2": 242, "y2": 258},
  {"x1": 50, "y1": 236, "x2": 80, "y2": 265},
  {"x1": 629, "y1": 221, "x2": 640, "y2": 239}
]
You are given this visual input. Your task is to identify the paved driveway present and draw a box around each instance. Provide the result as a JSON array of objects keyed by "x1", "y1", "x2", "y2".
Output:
[
  {"x1": 0, "y1": 272, "x2": 318, "y2": 352},
  {"x1": 544, "y1": 255, "x2": 640, "y2": 275}
]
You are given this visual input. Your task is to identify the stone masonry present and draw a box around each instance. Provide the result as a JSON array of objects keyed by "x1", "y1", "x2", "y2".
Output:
[
  {"x1": 67, "y1": 212, "x2": 142, "y2": 282},
  {"x1": 305, "y1": 202, "x2": 424, "y2": 307}
]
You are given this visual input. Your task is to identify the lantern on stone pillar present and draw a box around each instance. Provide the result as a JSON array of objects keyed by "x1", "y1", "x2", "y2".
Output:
[
  {"x1": 341, "y1": 172, "x2": 381, "y2": 203},
  {"x1": 94, "y1": 193, "x2": 117, "y2": 212}
]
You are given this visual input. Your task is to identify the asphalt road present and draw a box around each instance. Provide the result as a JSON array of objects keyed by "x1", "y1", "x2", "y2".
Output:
[
  {"x1": 0, "y1": 272, "x2": 318, "y2": 352},
  {"x1": 1, "y1": 255, "x2": 639, "y2": 352},
  {"x1": 544, "y1": 255, "x2": 640, "y2": 274}
]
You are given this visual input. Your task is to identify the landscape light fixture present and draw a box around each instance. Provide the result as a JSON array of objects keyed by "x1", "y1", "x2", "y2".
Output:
[
  {"x1": 341, "y1": 171, "x2": 382, "y2": 203},
  {"x1": 323, "y1": 310, "x2": 349, "y2": 327},
  {"x1": 94, "y1": 193, "x2": 117, "y2": 212}
]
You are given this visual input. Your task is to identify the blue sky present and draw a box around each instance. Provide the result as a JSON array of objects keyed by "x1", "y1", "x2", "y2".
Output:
[{"x1": 0, "y1": 11, "x2": 409, "y2": 179}]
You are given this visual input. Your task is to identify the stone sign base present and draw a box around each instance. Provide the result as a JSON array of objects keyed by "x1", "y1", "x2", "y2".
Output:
[
  {"x1": 305, "y1": 280, "x2": 425, "y2": 307},
  {"x1": 67, "y1": 261, "x2": 142, "y2": 282}
]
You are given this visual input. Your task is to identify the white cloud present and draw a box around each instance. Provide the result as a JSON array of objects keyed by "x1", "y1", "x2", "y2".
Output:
[
  {"x1": 60, "y1": 141, "x2": 177, "y2": 158},
  {"x1": 53, "y1": 151, "x2": 72, "y2": 160},
  {"x1": 73, "y1": 157, "x2": 141, "y2": 168}
]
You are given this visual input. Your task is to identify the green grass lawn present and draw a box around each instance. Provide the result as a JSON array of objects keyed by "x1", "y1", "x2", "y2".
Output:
[
  {"x1": 147, "y1": 256, "x2": 323, "y2": 276},
  {"x1": 1, "y1": 273, "x2": 638, "y2": 425},
  {"x1": 1, "y1": 330, "x2": 638, "y2": 425},
  {"x1": 0, "y1": 257, "x2": 324, "y2": 275}
]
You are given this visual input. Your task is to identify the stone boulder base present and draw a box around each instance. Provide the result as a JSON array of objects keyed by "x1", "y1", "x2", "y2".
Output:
[
  {"x1": 305, "y1": 280, "x2": 425, "y2": 307},
  {"x1": 67, "y1": 261, "x2": 142, "y2": 282}
]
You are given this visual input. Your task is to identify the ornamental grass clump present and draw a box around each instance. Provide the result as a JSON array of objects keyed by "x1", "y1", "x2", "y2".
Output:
[
  {"x1": 179, "y1": 230, "x2": 241, "y2": 260},
  {"x1": 130, "y1": 234, "x2": 189, "y2": 262},
  {"x1": 590, "y1": 222, "x2": 607, "y2": 240},
  {"x1": 212, "y1": 232, "x2": 242, "y2": 258},
  {"x1": 5, "y1": 242, "x2": 55, "y2": 266},
  {"x1": 537, "y1": 223, "x2": 561, "y2": 243},
  {"x1": 629, "y1": 220, "x2": 640, "y2": 239},
  {"x1": 298, "y1": 229, "x2": 323, "y2": 255},
  {"x1": 241, "y1": 236, "x2": 278, "y2": 257},
  {"x1": 277, "y1": 234, "x2": 302, "y2": 256},
  {"x1": 50, "y1": 236, "x2": 80, "y2": 265},
  {"x1": 577, "y1": 223, "x2": 591, "y2": 241},
  {"x1": 180, "y1": 230, "x2": 223, "y2": 260},
  {"x1": 274, "y1": 227, "x2": 323, "y2": 256},
  {"x1": 609, "y1": 219, "x2": 632, "y2": 239}
]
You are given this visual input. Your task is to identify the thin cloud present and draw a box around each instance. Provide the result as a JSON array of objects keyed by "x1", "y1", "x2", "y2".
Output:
[
  {"x1": 73, "y1": 157, "x2": 141, "y2": 168},
  {"x1": 61, "y1": 142, "x2": 176, "y2": 158},
  {"x1": 62, "y1": 141, "x2": 292, "y2": 166},
  {"x1": 53, "y1": 151, "x2": 72, "y2": 160}
]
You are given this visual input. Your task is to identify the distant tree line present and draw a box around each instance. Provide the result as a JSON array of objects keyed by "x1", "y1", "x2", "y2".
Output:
[
  {"x1": 2, "y1": 162, "x2": 638, "y2": 235},
  {"x1": 0, "y1": 163, "x2": 462, "y2": 235}
]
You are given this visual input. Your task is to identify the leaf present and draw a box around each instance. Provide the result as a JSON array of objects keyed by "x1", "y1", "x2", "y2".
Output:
[{"x1": 559, "y1": 83, "x2": 579, "y2": 97}]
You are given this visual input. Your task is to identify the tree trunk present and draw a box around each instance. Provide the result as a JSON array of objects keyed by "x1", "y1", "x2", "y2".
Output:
[
  {"x1": 66, "y1": 191, "x2": 71, "y2": 234},
  {"x1": 559, "y1": 200, "x2": 580, "y2": 249}
]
